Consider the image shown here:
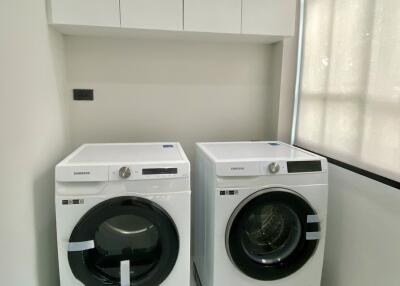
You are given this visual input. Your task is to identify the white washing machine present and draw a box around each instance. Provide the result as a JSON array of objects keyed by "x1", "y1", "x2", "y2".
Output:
[
  {"x1": 55, "y1": 143, "x2": 191, "y2": 286},
  {"x1": 193, "y1": 141, "x2": 328, "y2": 286}
]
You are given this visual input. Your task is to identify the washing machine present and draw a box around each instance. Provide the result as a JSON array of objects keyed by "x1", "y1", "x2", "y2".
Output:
[
  {"x1": 193, "y1": 141, "x2": 328, "y2": 286},
  {"x1": 55, "y1": 143, "x2": 191, "y2": 286}
]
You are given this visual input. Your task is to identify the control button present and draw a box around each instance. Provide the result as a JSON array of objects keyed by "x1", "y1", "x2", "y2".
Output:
[
  {"x1": 268, "y1": 162, "x2": 280, "y2": 174},
  {"x1": 119, "y1": 167, "x2": 131, "y2": 179}
]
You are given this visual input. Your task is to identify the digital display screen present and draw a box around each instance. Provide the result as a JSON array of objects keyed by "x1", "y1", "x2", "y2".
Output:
[
  {"x1": 287, "y1": 161, "x2": 322, "y2": 173},
  {"x1": 142, "y1": 168, "x2": 178, "y2": 175}
]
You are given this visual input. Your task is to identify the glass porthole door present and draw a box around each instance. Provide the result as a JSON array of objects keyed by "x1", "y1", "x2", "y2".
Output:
[
  {"x1": 67, "y1": 196, "x2": 179, "y2": 286},
  {"x1": 226, "y1": 189, "x2": 320, "y2": 280}
]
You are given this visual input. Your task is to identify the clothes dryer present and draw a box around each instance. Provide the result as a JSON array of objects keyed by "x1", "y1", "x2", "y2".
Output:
[{"x1": 56, "y1": 143, "x2": 191, "y2": 286}]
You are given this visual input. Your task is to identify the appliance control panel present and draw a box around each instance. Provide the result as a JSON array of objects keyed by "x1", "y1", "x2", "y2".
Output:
[
  {"x1": 216, "y1": 159, "x2": 327, "y2": 177},
  {"x1": 109, "y1": 163, "x2": 189, "y2": 181},
  {"x1": 262, "y1": 160, "x2": 324, "y2": 175}
]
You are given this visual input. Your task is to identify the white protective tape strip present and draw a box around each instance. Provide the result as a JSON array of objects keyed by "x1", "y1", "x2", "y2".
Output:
[
  {"x1": 307, "y1": 215, "x2": 320, "y2": 223},
  {"x1": 68, "y1": 240, "x2": 95, "y2": 252},
  {"x1": 306, "y1": 232, "x2": 321, "y2": 240},
  {"x1": 120, "y1": 260, "x2": 130, "y2": 286}
]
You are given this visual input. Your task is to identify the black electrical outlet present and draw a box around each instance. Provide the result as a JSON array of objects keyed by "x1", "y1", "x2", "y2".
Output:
[{"x1": 73, "y1": 89, "x2": 94, "y2": 101}]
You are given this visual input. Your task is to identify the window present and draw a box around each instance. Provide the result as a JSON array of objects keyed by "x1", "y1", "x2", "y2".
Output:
[{"x1": 296, "y1": 0, "x2": 400, "y2": 182}]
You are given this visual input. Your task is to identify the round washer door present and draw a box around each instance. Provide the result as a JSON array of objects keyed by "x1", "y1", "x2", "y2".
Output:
[
  {"x1": 226, "y1": 188, "x2": 320, "y2": 281},
  {"x1": 68, "y1": 196, "x2": 179, "y2": 286}
]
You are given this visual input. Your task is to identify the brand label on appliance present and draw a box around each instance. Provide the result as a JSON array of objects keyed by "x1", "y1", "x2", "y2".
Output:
[{"x1": 56, "y1": 166, "x2": 108, "y2": 182}]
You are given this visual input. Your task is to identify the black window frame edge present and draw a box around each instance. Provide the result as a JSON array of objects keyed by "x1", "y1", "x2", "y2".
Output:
[{"x1": 294, "y1": 145, "x2": 400, "y2": 190}]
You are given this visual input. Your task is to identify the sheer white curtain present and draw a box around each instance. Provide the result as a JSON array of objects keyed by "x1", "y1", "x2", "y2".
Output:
[{"x1": 296, "y1": 0, "x2": 400, "y2": 181}]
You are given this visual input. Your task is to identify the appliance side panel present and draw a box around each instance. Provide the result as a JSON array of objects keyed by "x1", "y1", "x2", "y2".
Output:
[
  {"x1": 205, "y1": 157, "x2": 216, "y2": 286},
  {"x1": 193, "y1": 148, "x2": 206, "y2": 282},
  {"x1": 193, "y1": 148, "x2": 216, "y2": 286}
]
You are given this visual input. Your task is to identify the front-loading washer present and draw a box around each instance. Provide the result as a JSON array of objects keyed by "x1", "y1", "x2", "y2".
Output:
[
  {"x1": 193, "y1": 141, "x2": 328, "y2": 286},
  {"x1": 55, "y1": 143, "x2": 191, "y2": 286}
]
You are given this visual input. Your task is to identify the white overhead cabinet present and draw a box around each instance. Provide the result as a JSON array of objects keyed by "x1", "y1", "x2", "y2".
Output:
[
  {"x1": 120, "y1": 0, "x2": 183, "y2": 31},
  {"x1": 184, "y1": 0, "x2": 242, "y2": 34},
  {"x1": 48, "y1": 0, "x2": 297, "y2": 40},
  {"x1": 242, "y1": 0, "x2": 297, "y2": 36},
  {"x1": 49, "y1": 0, "x2": 120, "y2": 27}
]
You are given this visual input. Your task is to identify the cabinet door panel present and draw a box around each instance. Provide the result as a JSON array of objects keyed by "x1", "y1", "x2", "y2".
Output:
[
  {"x1": 242, "y1": 0, "x2": 297, "y2": 36},
  {"x1": 184, "y1": 0, "x2": 241, "y2": 34},
  {"x1": 121, "y1": 0, "x2": 183, "y2": 30},
  {"x1": 50, "y1": 0, "x2": 120, "y2": 27}
]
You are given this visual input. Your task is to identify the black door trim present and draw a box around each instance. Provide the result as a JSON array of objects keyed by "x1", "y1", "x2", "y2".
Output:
[
  {"x1": 226, "y1": 188, "x2": 320, "y2": 281},
  {"x1": 68, "y1": 196, "x2": 179, "y2": 286}
]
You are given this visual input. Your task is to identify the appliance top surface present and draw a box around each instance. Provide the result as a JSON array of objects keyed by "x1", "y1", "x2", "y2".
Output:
[
  {"x1": 60, "y1": 143, "x2": 187, "y2": 165},
  {"x1": 198, "y1": 141, "x2": 320, "y2": 162}
]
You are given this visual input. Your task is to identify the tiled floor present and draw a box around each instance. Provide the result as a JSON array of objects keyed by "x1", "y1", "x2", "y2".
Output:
[
  {"x1": 190, "y1": 261, "x2": 198, "y2": 286},
  {"x1": 191, "y1": 274, "x2": 196, "y2": 286},
  {"x1": 190, "y1": 264, "x2": 198, "y2": 286}
]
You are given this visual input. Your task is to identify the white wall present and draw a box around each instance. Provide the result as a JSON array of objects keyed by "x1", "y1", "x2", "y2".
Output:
[
  {"x1": 65, "y1": 36, "x2": 281, "y2": 160},
  {"x1": 323, "y1": 164, "x2": 400, "y2": 286},
  {"x1": 275, "y1": 38, "x2": 298, "y2": 143},
  {"x1": 0, "y1": 0, "x2": 69, "y2": 285},
  {"x1": 274, "y1": 0, "x2": 300, "y2": 144}
]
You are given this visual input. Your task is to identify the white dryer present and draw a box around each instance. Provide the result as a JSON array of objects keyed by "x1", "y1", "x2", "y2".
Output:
[
  {"x1": 193, "y1": 141, "x2": 328, "y2": 286},
  {"x1": 55, "y1": 143, "x2": 191, "y2": 286}
]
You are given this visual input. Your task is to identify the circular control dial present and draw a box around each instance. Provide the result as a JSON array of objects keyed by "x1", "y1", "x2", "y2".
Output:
[
  {"x1": 119, "y1": 167, "x2": 131, "y2": 179},
  {"x1": 268, "y1": 162, "x2": 280, "y2": 174}
]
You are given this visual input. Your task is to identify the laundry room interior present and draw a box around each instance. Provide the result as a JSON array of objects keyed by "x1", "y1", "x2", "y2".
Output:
[{"x1": 1, "y1": 0, "x2": 399, "y2": 286}]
